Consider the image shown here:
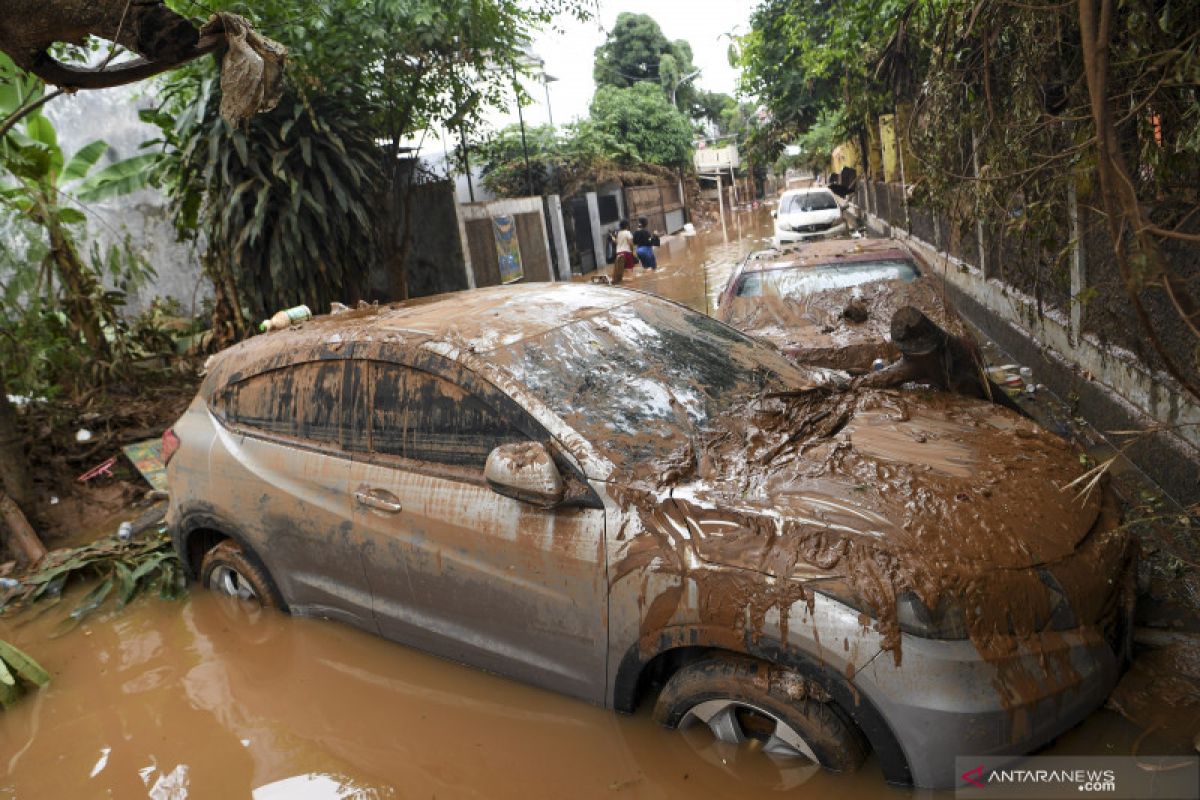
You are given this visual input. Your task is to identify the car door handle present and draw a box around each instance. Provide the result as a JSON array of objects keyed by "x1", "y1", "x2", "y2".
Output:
[{"x1": 354, "y1": 489, "x2": 403, "y2": 513}]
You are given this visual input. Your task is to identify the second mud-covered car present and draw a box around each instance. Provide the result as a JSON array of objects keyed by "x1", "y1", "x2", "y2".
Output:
[{"x1": 166, "y1": 283, "x2": 1134, "y2": 789}]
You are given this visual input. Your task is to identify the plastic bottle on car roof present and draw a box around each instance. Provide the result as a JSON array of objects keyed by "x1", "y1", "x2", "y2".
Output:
[{"x1": 258, "y1": 304, "x2": 313, "y2": 333}]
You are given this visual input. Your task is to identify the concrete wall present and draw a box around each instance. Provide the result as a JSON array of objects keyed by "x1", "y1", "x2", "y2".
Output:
[
  {"x1": 459, "y1": 197, "x2": 555, "y2": 286},
  {"x1": 370, "y1": 179, "x2": 469, "y2": 302}
]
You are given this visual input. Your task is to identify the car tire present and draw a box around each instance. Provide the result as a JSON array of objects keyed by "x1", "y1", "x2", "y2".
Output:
[
  {"x1": 653, "y1": 653, "x2": 867, "y2": 773},
  {"x1": 199, "y1": 539, "x2": 279, "y2": 609}
]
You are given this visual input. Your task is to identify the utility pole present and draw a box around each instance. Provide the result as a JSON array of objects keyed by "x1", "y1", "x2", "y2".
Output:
[
  {"x1": 459, "y1": 124, "x2": 475, "y2": 202},
  {"x1": 511, "y1": 61, "x2": 534, "y2": 197}
]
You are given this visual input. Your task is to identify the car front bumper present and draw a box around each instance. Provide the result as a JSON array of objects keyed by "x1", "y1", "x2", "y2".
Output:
[
  {"x1": 853, "y1": 624, "x2": 1126, "y2": 788},
  {"x1": 773, "y1": 221, "x2": 848, "y2": 245}
]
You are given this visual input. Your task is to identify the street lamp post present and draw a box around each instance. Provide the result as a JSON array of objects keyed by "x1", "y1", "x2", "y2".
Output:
[{"x1": 542, "y1": 72, "x2": 558, "y2": 129}]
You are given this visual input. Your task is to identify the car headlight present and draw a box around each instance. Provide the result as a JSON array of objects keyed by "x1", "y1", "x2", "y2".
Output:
[
  {"x1": 811, "y1": 580, "x2": 970, "y2": 640},
  {"x1": 812, "y1": 572, "x2": 1078, "y2": 641}
]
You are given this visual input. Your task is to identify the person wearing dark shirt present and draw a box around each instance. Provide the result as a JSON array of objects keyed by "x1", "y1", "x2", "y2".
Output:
[{"x1": 632, "y1": 216, "x2": 661, "y2": 270}]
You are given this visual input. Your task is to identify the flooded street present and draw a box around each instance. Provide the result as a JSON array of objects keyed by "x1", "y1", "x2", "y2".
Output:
[
  {"x1": 0, "y1": 207, "x2": 1174, "y2": 799},
  {"x1": 1, "y1": 591, "x2": 893, "y2": 799},
  {"x1": 584, "y1": 207, "x2": 775, "y2": 315}
]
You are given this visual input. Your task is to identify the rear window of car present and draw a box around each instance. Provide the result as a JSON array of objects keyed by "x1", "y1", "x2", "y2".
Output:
[
  {"x1": 366, "y1": 363, "x2": 527, "y2": 470},
  {"x1": 735, "y1": 258, "x2": 919, "y2": 297},
  {"x1": 780, "y1": 191, "x2": 838, "y2": 213},
  {"x1": 222, "y1": 361, "x2": 348, "y2": 446}
]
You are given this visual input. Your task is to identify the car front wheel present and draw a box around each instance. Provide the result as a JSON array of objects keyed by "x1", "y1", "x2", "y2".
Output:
[
  {"x1": 653, "y1": 653, "x2": 867, "y2": 774},
  {"x1": 199, "y1": 540, "x2": 277, "y2": 608}
]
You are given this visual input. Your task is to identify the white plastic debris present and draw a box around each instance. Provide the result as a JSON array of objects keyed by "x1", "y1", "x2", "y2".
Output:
[
  {"x1": 49, "y1": 496, "x2": 59, "y2": 505},
  {"x1": 75, "y1": 428, "x2": 94, "y2": 443},
  {"x1": 117, "y1": 521, "x2": 133, "y2": 541}
]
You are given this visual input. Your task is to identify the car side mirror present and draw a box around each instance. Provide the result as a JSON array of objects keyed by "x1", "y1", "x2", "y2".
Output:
[{"x1": 485, "y1": 442, "x2": 564, "y2": 507}]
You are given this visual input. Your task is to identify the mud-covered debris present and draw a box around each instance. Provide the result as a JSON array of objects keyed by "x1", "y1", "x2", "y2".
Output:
[{"x1": 206, "y1": 13, "x2": 287, "y2": 127}]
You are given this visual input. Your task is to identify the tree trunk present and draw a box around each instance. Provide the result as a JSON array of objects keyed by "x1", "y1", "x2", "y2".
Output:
[
  {"x1": 47, "y1": 216, "x2": 112, "y2": 363},
  {"x1": 0, "y1": 1, "x2": 208, "y2": 90},
  {"x1": 0, "y1": 377, "x2": 34, "y2": 514},
  {"x1": 0, "y1": 492, "x2": 47, "y2": 566}
]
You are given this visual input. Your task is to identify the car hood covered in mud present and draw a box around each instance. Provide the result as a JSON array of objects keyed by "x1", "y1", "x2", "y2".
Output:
[
  {"x1": 717, "y1": 243, "x2": 961, "y2": 374},
  {"x1": 610, "y1": 386, "x2": 1133, "y2": 661}
]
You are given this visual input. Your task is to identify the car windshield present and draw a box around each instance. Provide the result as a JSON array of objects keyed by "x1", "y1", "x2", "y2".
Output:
[
  {"x1": 735, "y1": 259, "x2": 919, "y2": 298},
  {"x1": 781, "y1": 191, "x2": 838, "y2": 213},
  {"x1": 486, "y1": 299, "x2": 818, "y2": 470}
]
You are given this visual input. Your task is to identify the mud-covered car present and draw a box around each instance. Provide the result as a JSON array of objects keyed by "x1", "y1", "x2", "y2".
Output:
[
  {"x1": 165, "y1": 284, "x2": 1134, "y2": 789},
  {"x1": 717, "y1": 238, "x2": 957, "y2": 374},
  {"x1": 772, "y1": 187, "x2": 848, "y2": 246}
]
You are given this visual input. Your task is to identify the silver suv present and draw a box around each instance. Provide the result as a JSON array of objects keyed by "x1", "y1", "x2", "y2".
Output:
[{"x1": 166, "y1": 283, "x2": 1134, "y2": 788}]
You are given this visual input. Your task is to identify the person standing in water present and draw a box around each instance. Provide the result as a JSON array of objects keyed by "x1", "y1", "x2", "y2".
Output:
[
  {"x1": 611, "y1": 219, "x2": 636, "y2": 285},
  {"x1": 632, "y1": 216, "x2": 661, "y2": 270}
]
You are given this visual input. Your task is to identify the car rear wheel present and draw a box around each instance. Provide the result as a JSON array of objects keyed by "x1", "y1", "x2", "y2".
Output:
[
  {"x1": 199, "y1": 540, "x2": 277, "y2": 609},
  {"x1": 653, "y1": 653, "x2": 867, "y2": 774}
]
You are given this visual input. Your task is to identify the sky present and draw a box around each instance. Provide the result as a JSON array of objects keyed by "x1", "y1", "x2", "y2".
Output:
[{"x1": 422, "y1": 0, "x2": 755, "y2": 152}]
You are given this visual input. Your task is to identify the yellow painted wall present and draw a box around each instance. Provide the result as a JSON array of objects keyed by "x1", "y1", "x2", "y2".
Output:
[
  {"x1": 895, "y1": 103, "x2": 919, "y2": 180},
  {"x1": 879, "y1": 113, "x2": 898, "y2": 182},
  {"x1": 830, "y1": 140, "x2": 860, "y2": 176},
  {"x1": 866, "y1": 119, "x2": 883, "y2": 177}
]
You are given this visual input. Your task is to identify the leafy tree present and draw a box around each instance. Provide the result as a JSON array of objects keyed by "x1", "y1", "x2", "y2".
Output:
[
  {"x1": 0, "y1": 56, "x2": 156, "y2": 364},
  {"x1": 593, "y1": 12, "x2": 701, "y2": 113},
  {"x1": 736, "y1": 0, "x2": 922, "y2": 148},
  {"x1": 151, "y1": 0, "x2": 594, "y2": 327},
  {"x1": 588, "y1": 83, "x2": 694, "y2": 168},
  {"x1": 693, "y1": 90, "x2": 737, "y2": 134},
  {"x1": 150, "y1": 75, "x2": 380, "y2": 333}
]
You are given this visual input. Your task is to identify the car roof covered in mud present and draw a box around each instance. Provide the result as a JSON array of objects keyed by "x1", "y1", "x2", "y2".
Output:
[
  {"x1": 741, "y1": 237, "x2": 915, "y2": 275},
  {"x1": 201, "y1": 283, "x2": 645, "y2": 390}
]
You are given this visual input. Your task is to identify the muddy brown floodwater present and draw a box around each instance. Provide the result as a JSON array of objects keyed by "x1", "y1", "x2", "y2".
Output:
[
  {"x1": 0, "y1": 206, "x2": 1174, "y2": 799},
  {"x1": 0, "y1": 591, "x2": 893, "y2": 798}
]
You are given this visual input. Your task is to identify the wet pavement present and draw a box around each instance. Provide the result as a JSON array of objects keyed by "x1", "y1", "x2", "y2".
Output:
[{"x1": 0, "y1": 206, "x2": 1178, "y2": 799}]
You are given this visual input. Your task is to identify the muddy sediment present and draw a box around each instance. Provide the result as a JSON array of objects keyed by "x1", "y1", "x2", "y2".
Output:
[
  {"x1": 719, "y1": 274, "x2": 961, "y2": 374},
  {"x1": 611, "y1": 385, "x2": 1134, "y2": 701}
]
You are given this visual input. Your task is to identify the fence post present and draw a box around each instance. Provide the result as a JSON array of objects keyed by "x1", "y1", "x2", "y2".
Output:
[
  {"x1": 971, "y1": 129, "x2": 988, "y2": 278},
  {"x1": 586, "y1": 192, "x2": 604, "y2": 269},
  {"x1": 1068, "y1": 181, "x2": 1085, "y2": 343},
  {"x1": 545, "y1": 194, "x2": 572, "y2": 280},
  {"x1": 454, "y1": 199, "x2": 476, "y2": 290}
]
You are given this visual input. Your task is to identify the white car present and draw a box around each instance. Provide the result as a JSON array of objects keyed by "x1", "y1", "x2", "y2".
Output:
[{"x1": 772, "y1": 187, "x2": 848, "y2": 245}]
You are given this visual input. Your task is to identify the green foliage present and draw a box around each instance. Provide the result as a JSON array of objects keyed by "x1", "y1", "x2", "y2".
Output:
[
  {"x1": 0, "y1": 639, "x2": 49, "y2": 709},
  {"x1": 736, "y1": 0, "x2": 928, "y2": 147},
  {"x1": 593, "y1": 12, "x2": 701, "y2": 114},
  {"x1": 0, "y1": 54, "x2": 163, "y2": 396},
  {"x1": 588, "y1": 83, "x2": 694, "y2": 168},
  {"x1": 150, "y1": 0, "x2": 594, "y2": 313},
  {"x1": 151, "y1": 74, "x2": 381, "y2": 321},
  {"x1": 0, "y1": 530, "x2": 187, "y2": 629}
]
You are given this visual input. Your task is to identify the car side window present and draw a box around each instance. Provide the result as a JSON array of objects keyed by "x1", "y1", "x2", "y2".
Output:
[
  {"x1": 226, "y1": 361, "x2": 347, "y2": 446},
  {"x1": 368, "y1": 362, "x2": 526, "y2": 469}
]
